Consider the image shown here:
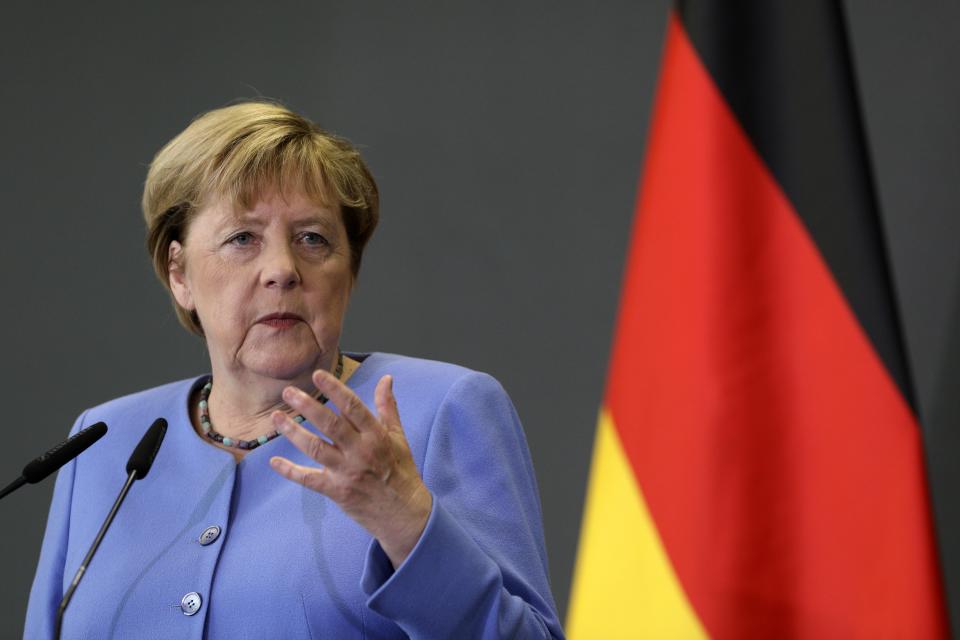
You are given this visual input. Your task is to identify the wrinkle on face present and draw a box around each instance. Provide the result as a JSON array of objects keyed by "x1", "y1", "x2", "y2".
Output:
[{"x1": 171, "y1": 189, "x2": 354, "y2": 385}]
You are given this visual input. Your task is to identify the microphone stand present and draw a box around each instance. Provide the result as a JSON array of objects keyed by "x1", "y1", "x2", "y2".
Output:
[
  {"x1": 0, "y1": 476, "x2": 26, "y2": 500},
  {"x1": 54, "y1": 468, "x2": 138, "y2": 640},
  {"x1": 53, "y1": 469, "x2": 137, "y2": 640},
  {"x1": 53, "y1": 417, "x2": 165, "y2": 638}
]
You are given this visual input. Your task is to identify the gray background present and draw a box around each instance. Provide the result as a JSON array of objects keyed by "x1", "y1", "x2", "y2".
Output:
[{"x1": 1, "y1": 1, "x2": 958, "y2": 636}]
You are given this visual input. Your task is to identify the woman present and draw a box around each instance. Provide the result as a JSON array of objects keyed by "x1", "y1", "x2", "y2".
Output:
[{"x1": 25, "y1": 102, "x2": 563, "y2": 639}]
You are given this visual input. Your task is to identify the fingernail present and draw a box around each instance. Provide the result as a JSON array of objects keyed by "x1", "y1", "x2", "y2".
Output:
[
  {"x1": 282, "y1": 386, "x2": 303, "y2": 404},
  {"x1": 272, "y1": 412, "x2": 288, "y2": 430}
]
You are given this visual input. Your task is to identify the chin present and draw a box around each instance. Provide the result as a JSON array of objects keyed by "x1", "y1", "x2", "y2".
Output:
[{"x1": 241, "y1": 352, "x2": 322, "y2": 382}]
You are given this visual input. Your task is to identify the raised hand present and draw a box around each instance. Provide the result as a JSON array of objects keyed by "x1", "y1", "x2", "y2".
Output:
[{"x1": 269, "y1": 370, "x2": 432, "y2": 568}]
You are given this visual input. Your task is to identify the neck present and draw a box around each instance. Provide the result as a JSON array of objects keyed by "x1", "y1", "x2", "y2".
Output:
[{"x1": 205, "y1": 351, "x2": 340, "y2": 442}]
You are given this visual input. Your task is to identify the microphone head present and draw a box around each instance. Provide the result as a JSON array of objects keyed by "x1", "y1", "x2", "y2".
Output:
[
  {"x1": 22, "y1": 422, "x2": 108, "y2": 484},
  {"x1": 125, "y1": 418, "x2": 167, "y2": 479}
]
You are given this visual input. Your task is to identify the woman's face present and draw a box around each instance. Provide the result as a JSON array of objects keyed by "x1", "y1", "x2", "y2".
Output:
[{"x1": 168, "y1": 190, "x2": 353, "y2": 382}]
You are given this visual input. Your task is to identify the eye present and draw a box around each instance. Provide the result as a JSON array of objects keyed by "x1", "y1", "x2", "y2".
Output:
[
  {"x1": 298, "y1": 232, "x2": 329, "y2": 247},
  {"x1": 227, "y1": 231, "x2": 255, "y2": 247}
]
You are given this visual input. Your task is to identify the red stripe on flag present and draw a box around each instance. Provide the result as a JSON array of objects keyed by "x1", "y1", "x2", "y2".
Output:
[{"x1": 605, "y1": 12, "x2": 947, "y2": 637}]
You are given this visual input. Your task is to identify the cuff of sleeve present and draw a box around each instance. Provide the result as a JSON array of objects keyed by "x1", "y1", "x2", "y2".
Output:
[{"x1": 361, "y1": 496, "x2": 500, "y2": 634}]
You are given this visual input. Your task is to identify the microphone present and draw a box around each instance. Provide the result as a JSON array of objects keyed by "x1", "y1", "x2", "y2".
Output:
[
  {"x1": 0, "y1": 422, "x2": 108, "y2": 501},
  {"x1": 126, "y1": 417, "x2": 167, "y2": 479},
  {"x1": 55, "y1": 418, "x2": 167, "y2": 639}
]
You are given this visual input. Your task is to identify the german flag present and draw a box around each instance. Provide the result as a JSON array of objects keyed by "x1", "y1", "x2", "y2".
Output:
[{"x1": 566, "y1": 2, "x2": 949, "y2": 637}]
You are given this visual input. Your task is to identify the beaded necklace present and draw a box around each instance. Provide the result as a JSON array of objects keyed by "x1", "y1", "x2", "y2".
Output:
[{"x1": 198, "y1": 353, "x2": 344, "y2": 451}]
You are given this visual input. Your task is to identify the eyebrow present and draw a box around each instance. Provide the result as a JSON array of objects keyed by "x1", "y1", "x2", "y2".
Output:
[{"x1": 227, "y1": 213, "x2": 339, "y2": 231}]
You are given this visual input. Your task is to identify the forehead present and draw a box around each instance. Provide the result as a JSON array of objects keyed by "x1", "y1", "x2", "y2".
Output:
[{"x1": 200, "y1": 190, "x2": 342, "y2": 228}]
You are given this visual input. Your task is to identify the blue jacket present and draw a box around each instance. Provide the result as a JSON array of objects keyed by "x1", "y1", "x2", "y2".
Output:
[{"x1": 25, "y1": 353, "x2": 564, "y2": 639}]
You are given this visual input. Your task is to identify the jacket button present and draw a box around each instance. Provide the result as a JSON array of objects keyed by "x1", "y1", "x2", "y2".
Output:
[
  {"x1": 198, "y1": 525, "x2": 221, "y2": 546},
  {"x1": 180, "y1": 592, "x2": 202, "y2": 616}
]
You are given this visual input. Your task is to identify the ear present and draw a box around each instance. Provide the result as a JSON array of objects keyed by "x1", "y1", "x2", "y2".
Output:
[{"x1": 168, "y1": 241, "x2": 196, "y2": 311}]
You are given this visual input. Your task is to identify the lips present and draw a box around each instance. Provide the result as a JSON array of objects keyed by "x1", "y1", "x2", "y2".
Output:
[{"x1": 256, "y1": 312, "x2": 304, "y2": 329}]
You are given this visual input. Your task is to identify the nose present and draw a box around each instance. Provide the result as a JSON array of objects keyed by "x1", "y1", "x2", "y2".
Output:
[{"x1": 260, "y1": 243, "x2": 301, "y2": 290}]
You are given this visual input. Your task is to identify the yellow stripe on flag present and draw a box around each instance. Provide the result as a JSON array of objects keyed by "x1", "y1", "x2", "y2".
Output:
[{"x1": 567, "y1": 410, "x2": 708, "y2": 639}]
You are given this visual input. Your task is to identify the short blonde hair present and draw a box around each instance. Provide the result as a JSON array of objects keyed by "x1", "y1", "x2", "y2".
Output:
[{"x1": 143, "y1": 101, "x2": 379, "y2": 335}]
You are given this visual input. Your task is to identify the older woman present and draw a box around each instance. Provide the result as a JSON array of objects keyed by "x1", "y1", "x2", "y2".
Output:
[{"x1": 25, "y1": 102, "x2": 563, "y2": 639}]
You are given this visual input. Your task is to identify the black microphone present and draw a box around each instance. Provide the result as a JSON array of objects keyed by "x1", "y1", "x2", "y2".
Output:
[
  {"x1": 55, "y1": 418, "x2": 167, "y2": 639},
  {"x1": 125, "y1": 417, "x2": 167, "y2": 479},
  {"x1": 0, "y1": 422, "x2": 108, "y2": 501}
]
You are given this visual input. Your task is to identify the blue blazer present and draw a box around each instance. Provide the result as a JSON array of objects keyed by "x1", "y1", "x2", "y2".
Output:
[{"x1": 25, "y1": 353, "x2": 563, "y2": 639}]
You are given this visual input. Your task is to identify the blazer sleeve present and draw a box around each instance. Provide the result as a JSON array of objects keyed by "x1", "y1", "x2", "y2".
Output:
[
  {"x1": 359, "y1": 372, "x2": 565, "y2": 639},
  {"x1": 23, "y1": 410, "x2": 88, "y2": 640}
]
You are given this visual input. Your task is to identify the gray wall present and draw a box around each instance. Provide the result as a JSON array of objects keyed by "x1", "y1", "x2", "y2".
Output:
[{"x1": 2, "y1": 1, "x2": 958, "y2": 636}]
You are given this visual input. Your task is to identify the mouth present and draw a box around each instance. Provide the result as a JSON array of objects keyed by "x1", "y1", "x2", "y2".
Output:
[{"x1": 256, "y1": 312, "x2": 304, "y2": 329}]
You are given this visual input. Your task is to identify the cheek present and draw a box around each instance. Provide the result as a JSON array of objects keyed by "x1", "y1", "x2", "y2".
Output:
[
  {"x1": 189, "y1": 260, "x2": 253, "y2": 329},
  {"x1": 309, "y1": 271, "x2": 353, "y2": 322}
]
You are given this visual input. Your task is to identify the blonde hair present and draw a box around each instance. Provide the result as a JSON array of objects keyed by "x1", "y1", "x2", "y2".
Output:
[{"x1": 142, "y1": 101, "x2": 379, "y2": 335}]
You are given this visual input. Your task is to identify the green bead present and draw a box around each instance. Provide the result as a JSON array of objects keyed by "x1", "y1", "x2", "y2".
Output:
[
  {"x1": 223, "y1": 437, "x2": 234, "y2": 446},
  {"x1": 258, "y1": 435, "x2": 270, "y2": 445}
]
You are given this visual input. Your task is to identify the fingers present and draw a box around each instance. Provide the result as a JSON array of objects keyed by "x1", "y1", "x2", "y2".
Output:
[
  {"x1": 271, "y1": 371, "x2": 431, "y2": 557},
  {"x1": 282, "y1": 385, "x2": 359, "y2": 447},
  {"x1": 312, "y1": 369, "x2": 382, "y2": 432},
  {"x1": 269, "y1": 456, "x2": 329, "y2": 493},
  {"x1": 374, "y1": 375, "x2": 402, "y2": 432},
  {"x1": 272, "y1": 411, "x2": 344, "y2": 466}
]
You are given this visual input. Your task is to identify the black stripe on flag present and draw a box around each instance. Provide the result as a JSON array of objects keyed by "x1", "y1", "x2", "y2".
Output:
[{"x1": 676, "y1": 0, "x2": 915, "y2": 410}]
